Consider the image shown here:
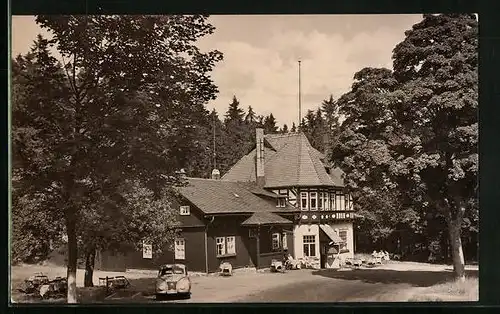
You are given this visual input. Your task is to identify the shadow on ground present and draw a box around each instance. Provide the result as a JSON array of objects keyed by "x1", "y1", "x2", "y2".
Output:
[
  {"x1": 311, "y1": 268, "x2": 478, "y2": 287},
  {"x1": 86, "y1": 277, "x2": 157, "y2": 303},
  {"x1": 125, "y1": 277, "x2": 156, "y2": 296},
  {"x1": 94, "y1": 277, "x2": 188, "y2": 303}
]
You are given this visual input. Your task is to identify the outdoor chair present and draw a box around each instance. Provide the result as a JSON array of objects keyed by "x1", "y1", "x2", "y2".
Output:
[
  {"x1": 352, "y1": 259, "x2": 363, "y2": 268},
  {"x1": 270, "y1": 259, "x2": 285, "y2": 273},
  {"x1": 219, "y1": 262, "x2": 233, "y2": 276},
  {"x1": 285, "y1": 255, "x2": 301, "y2": 270},
  {"x1": 371, "y1": 251, "x2": 384, "y2": 264},
  {"x1": 382, "y1": 251, "x2": 390, "y2": 261}
]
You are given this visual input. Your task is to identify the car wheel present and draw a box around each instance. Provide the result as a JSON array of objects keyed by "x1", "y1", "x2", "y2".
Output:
[
  {"x1": 156, "y1": 294, "x2": 164, "y2": 301},
  {"x1": 182, "y1": 293, "x2": 191, "y2": 299}
]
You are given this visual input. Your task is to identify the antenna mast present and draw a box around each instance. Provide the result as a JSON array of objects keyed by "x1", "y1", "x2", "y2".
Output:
[
  {"x1": 298, "y1": 60, "x2": 302, "y2": 131},
  {"x1": 213, "y1": 112, "x2": 216, "y2": 170}
]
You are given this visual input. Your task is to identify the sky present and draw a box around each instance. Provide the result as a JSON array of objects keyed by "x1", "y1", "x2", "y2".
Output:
[{"x1": 11, "y1": 14, "x2": 423, "y2": 127}]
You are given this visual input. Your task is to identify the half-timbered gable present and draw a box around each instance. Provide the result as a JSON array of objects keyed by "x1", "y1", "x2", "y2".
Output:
[
  {"x1": 222, "y1": 128, "x2": 357, "y2": 269},
  {"x1": 98, "y1": 128, "x2": 357, "y2": 272}
]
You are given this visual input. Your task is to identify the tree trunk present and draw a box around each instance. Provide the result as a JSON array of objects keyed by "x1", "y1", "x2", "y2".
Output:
[
  {"x1": 447, "y1": 215, "x2": 466, "y2": 282},
  {"x1": 66, "y1": 210, "x2": 78, "y2": 303},
  {"x1": 439, "y1": 231, "x2": 448, "y2": 264},
  {"x1": 84, "y1": 246, "x2": 96, "y2": 287}
]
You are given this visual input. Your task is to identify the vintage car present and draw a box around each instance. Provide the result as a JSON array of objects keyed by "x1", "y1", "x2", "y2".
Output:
[
  {"x1": 155, "y1": 264, "x2": 191, "y2": 300},
  {"x1": 18, "y1": 273, "x2": 50, "y2": 294}
]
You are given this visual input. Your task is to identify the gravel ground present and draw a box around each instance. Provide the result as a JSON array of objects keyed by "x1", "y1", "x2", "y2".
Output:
[{"x1": 10, "y1": 261, "x2": 479, "y2": 304}]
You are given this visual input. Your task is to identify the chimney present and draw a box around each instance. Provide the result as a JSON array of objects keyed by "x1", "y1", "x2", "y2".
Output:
[
  {"x1": 256, "y1": 128, "x2": 265, "y2": 186},
  {"x1": 211, "y1": 169, "x2": 221, "y2": 180}
]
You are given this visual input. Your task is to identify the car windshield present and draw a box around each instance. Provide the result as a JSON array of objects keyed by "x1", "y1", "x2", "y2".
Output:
[{"x1": 159, "y1": 266, "x2": 184, "y2": 276}]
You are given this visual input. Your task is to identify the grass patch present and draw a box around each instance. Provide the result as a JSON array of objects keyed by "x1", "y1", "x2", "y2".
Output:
[
  {"x1": 78, "y1": 286, "x2": 110, "y2": 303},
  {"x1": 428, "y1": 277, "x2": 478, "y2": 298},
  {"x1": 408, "y1": 276, "x2": 478, "y2": 302},
  {"x1": 408, "y1": 294, "x2": 444, "y2": 302}
]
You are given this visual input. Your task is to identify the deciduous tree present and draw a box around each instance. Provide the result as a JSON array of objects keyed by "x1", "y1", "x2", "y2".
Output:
[
  {"x1": 13, "y1": 15, "x2": 222, "y2": 302},
  {"x1": 391, "y1": 14, "x2": 478, "y2": 280},
  {"x1": 11, "y1": 36, "x2": 70, "y2": 264},
  {"x1": 331, "y1": 14, "x2": 477, "y2": 280}
]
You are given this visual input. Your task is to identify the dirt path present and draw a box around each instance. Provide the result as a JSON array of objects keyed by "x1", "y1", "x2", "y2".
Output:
[
  {"x1": 239, "y1": 276, "x2": 415, "y2": 302},
  {"x1": 238, "y1": 264, "x2": 479, "y2": 302},
  {"x1": 10, "y1": 264, "x2": 155, "y2": 288},
  {"x1": 11, "y1": 262, "x2": 479, "y2": 303},
  {"x1": 111, "y1": 269, "x2": 328, "y2": 303}
]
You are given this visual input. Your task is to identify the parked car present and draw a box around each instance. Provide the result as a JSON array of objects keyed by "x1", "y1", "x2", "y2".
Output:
[
  {"x1": 155, "y1": 264, "x2": 191, "y2": 300},
  {"x1": 18, "y1": 273, "x2": 49, "y2": 294}
]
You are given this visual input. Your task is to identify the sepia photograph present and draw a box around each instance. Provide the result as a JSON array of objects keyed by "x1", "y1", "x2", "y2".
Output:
[{"x1": 10, "y1": 14, "x2": 478, "y2": 304}]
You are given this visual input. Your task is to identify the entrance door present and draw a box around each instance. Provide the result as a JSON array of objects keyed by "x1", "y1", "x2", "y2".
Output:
[
  {"x1": 319, "y1": 242, "x2": 328, "y2": 268},
  {"x1": 285, "y1": 230, "x2": 294, "y2": 257}
]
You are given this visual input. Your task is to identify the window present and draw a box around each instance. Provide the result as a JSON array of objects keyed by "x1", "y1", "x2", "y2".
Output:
[
  {"x1": 318, "y1": 192, "x2": 323, "y2": 210},
  {"x1": 159, "y1": 265, "x2": 184, "y2": 276},
  {"x1": 347, "y1": 194, "x2": 354, "y2": 210},
  {"x1": 249, "y1": 229, "x2": 257, "y2": 238},
  {"x1": 329, "y1": 192, "x2": 335, "y2": 210},
  {"x1": 226, "y1": 236, "x2": 236, "y2": 254},
  {"x1": 216, "y1": 236, "x2": 236, "y2": 257},
  {"x1": 272, "y1": 233, "x2": 281, "y2": 250},
  {"x1": 339, "y1": 229, "x2": 348, "y2": 250},
  {"x1": 336, "y1": 193, "x2": 342, "y2": 211},
  {"x1": 174, "y1": 238, "x2": 185, "y2": 260},
  {"x1": 310, "y1": 192, "x2": 317, "y2": 211},
  {"x1": 303, "y1": 235, "x2": 316, "y2": 257},
  {"x1": 301, "y1": 192, "x2": 308, "y2": 211},
  {"x1": 339, "y1": 229, "x2": 348, "y2": 242},
  {"x1": 180, "y1": 205, "x2": 190, "y2": 216},
  {"x1": 142, "y1": 241, "x2": 153, "y2": 259},
  {"x1": 277, "y1": 197, "x2": 286, "y2": 207},
  {"x1": 282, "y1": 232, "x2": 288, "y2": 250},
  {"x1": 216, "y1": 237, "x2": 226, "y2": 256}
]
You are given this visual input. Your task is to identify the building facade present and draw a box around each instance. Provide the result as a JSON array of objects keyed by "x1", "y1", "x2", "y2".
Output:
[
  {"x1": 222, "y1": 128, "x2": 355, "y2": 269},
  {"x1": 97, "y1": 128, "x2": 356, "y2": 272},
  {"x1": 96, "y1": 178, "x2": 294, "y2": 272}
]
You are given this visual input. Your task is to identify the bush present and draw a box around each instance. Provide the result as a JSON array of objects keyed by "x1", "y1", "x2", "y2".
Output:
[{"x1": 427, "y1": 240, "x2": 444, "y2": 263}]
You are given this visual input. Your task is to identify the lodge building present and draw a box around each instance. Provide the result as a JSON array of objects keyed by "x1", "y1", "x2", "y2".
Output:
[{"x1": 96, "y1": 128, "x2": 356, "y2": 272}]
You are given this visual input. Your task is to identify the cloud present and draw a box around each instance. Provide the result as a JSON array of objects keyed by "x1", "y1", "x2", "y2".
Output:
[
  {"x1": 11, "y1": 15, "x2": 421, "y2": 128},
  {"x1": 203, "y1": 23, "x2": 413, "y2": 127}
]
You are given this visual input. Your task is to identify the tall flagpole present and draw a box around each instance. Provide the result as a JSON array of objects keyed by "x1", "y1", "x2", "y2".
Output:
[
  {"x1": 298, "y1": 60, "x2": 301, "y2": 131},
  {"x1": 213, "y1": 112, "x2": 216, "y2": 170}
]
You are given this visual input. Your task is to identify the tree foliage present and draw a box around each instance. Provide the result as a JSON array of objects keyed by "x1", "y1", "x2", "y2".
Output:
[
  {"x1": 12, "y1": 15, "x2": 222, "y2": 302},
  {"x1": 330, "y1": 14, "x2": 478, "y2": 277},
  {"x1": 263, "y1": 113, "x2": 278, "y2": 134},
  {"x1": 12, "y1": 36, "x2": 69, "y2": 264}
]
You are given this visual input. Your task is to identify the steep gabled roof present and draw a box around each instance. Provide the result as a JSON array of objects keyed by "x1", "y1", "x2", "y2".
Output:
[
  {"x1": 241, "y1": 212, "x2": 293, "y2": 226},
  {"x1": 327, "y1": 167, "x2": 345, "y2": 187},
  {"x1": 221, "y1": 146, "x2": 277, "y2": 183},
  {"x1": 178, "y1": 178, "x2": 284, "y2": 215},
  {"x1": 222, "y1": 132, "x2": 345, "y2": 188}
]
